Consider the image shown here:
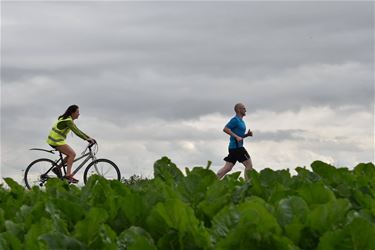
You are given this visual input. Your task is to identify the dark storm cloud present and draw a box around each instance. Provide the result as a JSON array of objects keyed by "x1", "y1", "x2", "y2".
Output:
[{"x1": 2, "y1": 1, "x2": 373, "y2": 121}]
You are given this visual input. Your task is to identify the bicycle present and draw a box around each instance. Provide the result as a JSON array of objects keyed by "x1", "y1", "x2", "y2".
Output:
[{"x1": 24, "y1": 142, "x2": 121, "y2": 189}]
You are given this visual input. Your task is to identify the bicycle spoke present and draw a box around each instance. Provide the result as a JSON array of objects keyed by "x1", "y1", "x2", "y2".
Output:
[
  {"x1": 84, "y1": 159, "x2": 120, "y2": 183},
  {"x1": 24, "y1": 159, "x2": 57, "y2": 189},
  {"x1": 93, "y1": 164, "x2": 111, "y2": 176},
  {"x1": 101, "y1": 168, "x2": 111, "y2": 175},
  {"x1": 94, "y1": 164, "x2": 110, "y2": 175}
]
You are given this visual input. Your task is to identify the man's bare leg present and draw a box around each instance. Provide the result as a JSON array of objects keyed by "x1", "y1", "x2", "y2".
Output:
[
  {"x1": 242, "y1": 158, "x2": 253, "y2": 180},
  {"x1": 217, "y1": 162, "x2": 235, "y2": 179}
]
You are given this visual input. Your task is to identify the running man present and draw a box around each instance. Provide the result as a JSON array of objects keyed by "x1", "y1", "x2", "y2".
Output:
[{"x1": 217, "y1": 103, "x2": 253, "y2": 180}]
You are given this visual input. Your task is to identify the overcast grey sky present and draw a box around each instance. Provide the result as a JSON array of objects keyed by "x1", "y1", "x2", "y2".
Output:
[{"x1": 1, "y1": 1, "x2": 374, "y2": 184}]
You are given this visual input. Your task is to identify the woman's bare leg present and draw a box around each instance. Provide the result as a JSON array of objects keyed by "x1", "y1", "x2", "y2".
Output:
[{"x1": 55, "y1": 144, "x2": 76, "y2": 176}]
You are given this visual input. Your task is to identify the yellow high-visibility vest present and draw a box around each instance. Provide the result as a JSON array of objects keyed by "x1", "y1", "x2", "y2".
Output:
[{"x1": 46, "y1": 116, "x2": 72, "y2": 146}]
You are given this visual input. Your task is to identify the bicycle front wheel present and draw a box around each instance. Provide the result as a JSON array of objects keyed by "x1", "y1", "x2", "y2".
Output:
[
  {"x1": 24, "y1": 158, "x2": 57, "y2": 189},
  {"x1": 83, "y1": 159, "x2": 121, "y2": 184}
]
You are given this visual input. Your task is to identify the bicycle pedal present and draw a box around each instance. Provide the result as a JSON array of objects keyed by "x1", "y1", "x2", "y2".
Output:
[{"x1": 40, "y1": 174, "x2": 49, "y2": 181}]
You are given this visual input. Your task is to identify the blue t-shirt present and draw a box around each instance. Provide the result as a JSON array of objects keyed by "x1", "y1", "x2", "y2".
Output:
[{"x1": 226, "y1": 116, "x2": 246, "y2": 149}]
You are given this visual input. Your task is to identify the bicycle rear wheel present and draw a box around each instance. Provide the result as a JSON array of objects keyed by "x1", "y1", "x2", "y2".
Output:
[
  {"x1": 83, "y1": 159, "x2": 121, "y2": 184},
  {"x1": 24, "y1": 158, "x2": 57, "y2": 189}
]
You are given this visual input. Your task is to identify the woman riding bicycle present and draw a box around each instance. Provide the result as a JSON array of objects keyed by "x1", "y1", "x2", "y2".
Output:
[{"x1": 47, "y1": 105, "x2": 95, "y2": 183}]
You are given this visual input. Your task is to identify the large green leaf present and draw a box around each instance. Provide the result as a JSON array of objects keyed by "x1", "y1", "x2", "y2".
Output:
[
  {"x1": 44, "y1": 202, "x2": 69, "y2": 234},
  {"x1": 14, "y1": 205, "x2": 33, "y2": 228},
  {"x1": 3, "y1": 177, "x2": 25, "y2": 194},
  {"x1": 4, "y1": 220, "x2": 25, "y2": 241},
  {"x1": 211, "y1": 197, "x2": 278, "y2": 239},
  {"x1": 198, "y1": 171, "x2": 243, "y2": 220},
  {"x1": 91, "y1": 224, "x2": 118, "y2": 250},
  {"x1": 351, "y1": 162, "x2": 375, "y2": 212},
  {"x1": 177, "y1": 167, "x2": 218, "y2": 207},
  {"x1": 2, "y1": 178, "x2": 26, "y2": 220},
  {"x1": 81, "y1": 175, "x2": 119, "y2": 221},
  {"x1": 296, "y1": 181, "x2": 335, "y2": 206},
  {"x1": 276, "y1": 196, "x2": 309, "y2": 226},
  {"x1": 153, "y1": 157, "x2": 184, "y2": 184},
  {"x1": 117, "y1": 226, "x2": 157, "y2": 250},
  {"x1": 247, "y1": 167, "x2": 294, "y2": 205},
  {"x1": 24, "y1": 218, "x2": 54, "y2": 250},
  {"x1": 258, "y1": 168, "x2": 292, "y2": 189},
  {"x1": 0, "y1": 209, "x2": 4, "y2": 232},
  {"x1": 354, "y1": 163, "x2": 375, "y2": 197},
  {"x1": 39, "y1": 232, "x2": 85, "y2": 250},
  {"x1": 310, "y1": 161, "x2": 362, "y2": 202},
  {"x1": 275, "y1": 196, "x2": 309, "y2": 245},
  {"x1": 294, "y1": 167, "x2": 321, "y2": 184},
  {"x1": 118, "y1": 191, "x2": 150, "y2": 227},
  {"x1": 0, "y1": 232, "x2": 22, "y2": 250},
  {"x1": 110, "y1": 179, "x2": 131, "y2": 196},
  {"x1": 318, "y1": 217, "x2": 375, "y2": 250},
  {"x1": 146, "y1": 198, "x2": 211, "y2": 249},
  {"x1": 284, "y1": 222, "x2": 305, "y2": 245},
  {"x1": 49, "y1": 198, "x2": 85, "y2": 228},
  {"x1": 231, "y1": 181, "x2": 252, "y2": 204},
  {"x1": 211, "y1": 197, "x2": 296, "y2": 249},
  {"x1": 311, "y1": 161, "x2": 338, "y2": 181},
  {"x1": 45, "y1": 178, "x2": 72, "y2": 195},
  {"x1": 74, "y1": 207, "x2": 109, "y2": 245},
  {"x1": 353, "y1": 162, "x2": 375, "y2": 180},
  {"x1": 351, "y1": 188, "x2": 375, "y2": 213},
  {"x1": 307, "y1": 199, "x2": 351, "y2": 234}
]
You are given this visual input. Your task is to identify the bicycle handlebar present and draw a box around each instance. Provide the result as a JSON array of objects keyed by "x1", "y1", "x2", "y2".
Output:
[
  {"x1": 83, "y1": 140, "x2": 98, "y2": 155},
  {"x1": 88, "y1": 140, "x2": 97, "y2": 148}
]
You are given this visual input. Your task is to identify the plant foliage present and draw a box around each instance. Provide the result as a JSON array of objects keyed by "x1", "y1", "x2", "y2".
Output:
[{"x1": 1, "y1": 158, "x2": 374, "y2": 249}]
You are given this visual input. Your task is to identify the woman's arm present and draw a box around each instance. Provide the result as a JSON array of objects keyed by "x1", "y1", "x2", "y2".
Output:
[{"x1": 66, "y1": 120, "x2": 90, "y2": 140}]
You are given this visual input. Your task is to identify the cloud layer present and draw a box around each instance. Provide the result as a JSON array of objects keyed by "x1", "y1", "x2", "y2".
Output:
[{"x1": 1, "y1": 1, "x2": 374, "y2": 183}]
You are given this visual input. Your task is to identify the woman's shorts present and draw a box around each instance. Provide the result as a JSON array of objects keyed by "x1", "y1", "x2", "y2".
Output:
[{"x1": 224, "y1": 147, "x2": 251, "y2": 164}]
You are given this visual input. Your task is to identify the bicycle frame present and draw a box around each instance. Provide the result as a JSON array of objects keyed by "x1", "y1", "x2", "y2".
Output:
[
  {"x1": 56, "y1": 145, "x2": 97, "y2": 176},
  {"x1": 62, "y1": 152, "x2": 95, "y2": 176},
  {"x1": 26, "y1": 142, "x2": 120, "y2": 189},
  {"x1": 31, "y1": 144, "x2": 98, "y2": 177}
]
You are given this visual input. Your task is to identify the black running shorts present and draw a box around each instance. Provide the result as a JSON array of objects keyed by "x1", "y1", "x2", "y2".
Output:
[{"x1": 224, "y1": 147, "x2": 251, "y2": 164}]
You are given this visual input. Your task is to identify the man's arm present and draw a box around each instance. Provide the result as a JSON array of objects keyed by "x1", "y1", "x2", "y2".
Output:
[
  {"x1": 243, "y1": 129, "x2": 253, "y2": 138},
  {"x1": 223, "y1": 127, "x2": 243, "y2": 142}
]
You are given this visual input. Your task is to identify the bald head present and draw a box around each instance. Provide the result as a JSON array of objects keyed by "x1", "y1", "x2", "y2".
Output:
[
  {"x1": 234, "y1": 103, "x2": 247, "y2": 117},
  {"x1": 234, "y1": 103, "x2": 244, "y2": 112}
]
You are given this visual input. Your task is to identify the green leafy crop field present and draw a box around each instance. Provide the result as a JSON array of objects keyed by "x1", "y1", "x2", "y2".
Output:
[{"x1": 1, "y1": 158, "x2": 374, "y2": 250}]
